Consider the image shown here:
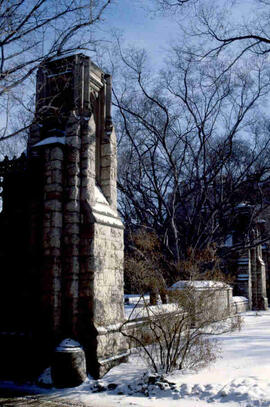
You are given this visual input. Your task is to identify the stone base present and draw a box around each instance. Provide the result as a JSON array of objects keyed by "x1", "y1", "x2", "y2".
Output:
[
  {"x1": 94, "y1": 324, "x2": 129, "y2": 378},
  {"x1": 98, "y1": 351, "x2": 130, "y2": 378}
]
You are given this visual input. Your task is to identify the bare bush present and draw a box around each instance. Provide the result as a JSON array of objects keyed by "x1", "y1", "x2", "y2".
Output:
[
  {"x1": 123, "y1": 240, "x2": 241, "y2": 374},
  {"x1": 122, "y1": 283, "x2": 241, "y2": 374}
]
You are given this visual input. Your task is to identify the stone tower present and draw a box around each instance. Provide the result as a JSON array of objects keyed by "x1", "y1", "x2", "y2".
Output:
[{"x1": 0, "y1": 54, "x2": 128, "y2": 379}]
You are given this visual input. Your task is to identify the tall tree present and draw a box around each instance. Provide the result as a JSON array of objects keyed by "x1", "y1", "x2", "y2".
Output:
[{"x1": 113, "y1": 44, "x2": 270, "y2": 261}]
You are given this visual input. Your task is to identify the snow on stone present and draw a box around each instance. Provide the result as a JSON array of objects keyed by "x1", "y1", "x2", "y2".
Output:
[
  {"x1": 33, "y1": 136, "x2": 66, "y2": 148},
  {"x1": 169, "y1": 280, "x2": 230, "y2": 291},
  {"x1": 233, "y1": 296, "x2": 248, "y2": 303},
  {"x1": 47, "y1": 70, "x2": 72, "y2": 78},
  {"x1": 92, "y1": 185, "x2": 123, "y2": 228},
  {"x1": 55, "y1": 338, "x2": 82, "y2": 351},
  {"x1": 125, "y1": 302, "x2": 179, "y2": 320},
  {"x1": 125, "y1": 294, "x2": 150, "y2": 304}
]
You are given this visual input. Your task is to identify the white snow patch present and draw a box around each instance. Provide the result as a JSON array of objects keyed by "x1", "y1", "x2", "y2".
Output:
[
  {"x1": 169, "y1": 280, "x2": 230, "y2": 291},
  {"x1": 92, "y1": 185, "x2": 123, "y2": 228},
  {"x1": 125, "y1": 294, "x2": 150, "y2": 304},
  {"x1": 38, "y1": 367, "x2": 52, "y2": 386},
  {"x1": 55, "y1": 338, "x2": 82, "y2": 351},
  {"x1": 33, "y1": 136, "x2": 66, "y2": 148},
  {"x1": 4, "y1": 310, "x2": 270, "y2": 406},
  {"x1": 125, "y1": 303, "x2": 179, "y2": 320},
  {"x1": 233, "y1": 296, "x2": 249, "y2": 303},
  {"x1": 47, "y1": 70, "x2": 72, "y2": 78}
]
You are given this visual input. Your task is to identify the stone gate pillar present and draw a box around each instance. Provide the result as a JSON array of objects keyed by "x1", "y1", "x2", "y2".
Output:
[
  {"x1": 233, "y1": 205, "x2": 268, "y2": 311},
  {"x1": 27, "y1": 54, "x2": 128, "y2": 378},
  {"x1": 250, "y1": 224, "x2": 268, "y2": 310}
]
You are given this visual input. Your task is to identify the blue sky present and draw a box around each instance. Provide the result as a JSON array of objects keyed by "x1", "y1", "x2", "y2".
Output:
[
  {"x1": 101, "y1": 1, "x2": 180, "y2": 66},
  {"x1": 99, "y1": 0, "x2": 257, "y2": 69}
]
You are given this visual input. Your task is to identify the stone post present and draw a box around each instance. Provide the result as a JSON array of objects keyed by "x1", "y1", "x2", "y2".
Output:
[
  {"x1": 41, "y1": 145, "x2": 64, "y2": 336},
  {"x1": 62, "y1": 111, "x2": 81, "y2": 336}
]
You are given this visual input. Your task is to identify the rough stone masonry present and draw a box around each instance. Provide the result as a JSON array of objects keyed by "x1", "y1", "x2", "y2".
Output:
[{"x1": 0, "y1": 54, "x2": 128, "y2": 380}]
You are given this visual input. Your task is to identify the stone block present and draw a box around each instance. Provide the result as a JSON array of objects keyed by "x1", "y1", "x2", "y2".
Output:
[
  {"x1": 81, "y1": 177, "x2": 95, "y2": 188},
  {"x1": 66, "y1": 149, "x2": 80, "y2": 163},
  {"x1": 64, "y1": 222, "x2": 80, "y2": 234},
  {"x1": 100, "y1": 167, "x2": 111, "y2": 180},
  {"x1": 51, "y1": 169, "x2": 62, "y2": 184},
  {"x1": 63, "y1": 233, "x2": 80, "y2": 246},
  {"x1": 44, "y1": 184, "x2": 63, "y2": 193},
  {"x1": 64, "y1": 244, "x2": 80, "y2": 256},
  {"x1": 111, "y1": 240, "x2": 122, "y2": 251},
  {"x1": 81, "y1": 168, "x2": 95, "y2": 178},
  {"x1": 63, "y1": 258, "x2": 80, "y2": 274},
  {"x1": 66, "y1": 165, "x2": 80, "y2": 176},
  {"x1": 64, "y1": 278, "x2": 79, "y2": 297},
  {"x1": 50, "y1": 146, "x2": 64, "y2": 161},
  {"x1": 65, "y1": 200, "x2": 80, "y2": 212},
  {"x1": 67, "y1": 177, "x2": 81, "y2": 187},
  {"x1": 66, "y1": 186, "x2": 80, "y2": 200},
  {"x1": 49, "y1": 233, "x2": 62, "y2": 249},
  {"x1": 80, "y1": 188, "x2": 93, "y2": 203},
  {"x1": 44, "y1": 199, "x2": 62, "y2": 212},
  {"x1": 81, "y1": 145, "x2": 95, "y2": 159},
  {"x1": 66, "y1": 136, "x2": 81, "y2": 149},
  {"x1": 111, "y1": 228, "x2": 123, "y2": 239},
  {"x1": 51, "y1": 212, "x2": 63, "y2": 228},
  {"x1": 101, "y1": 143, "x2": 112, "y2": 156},
  {"x1": 46, "y1": 191, "x2": 62, "y2": 201},
  {"x1": 50, "y1": 159, "x2": 63, "y2": 170},
  {"x1": 101, "y1": 156, "x2": 111, "y2": 167},
  {"x1": 45, "y1": 176, "x2": 52, "y2": 184},
  {"x1": 64, "y1": 213, "x2": 80, "y2": 224}
]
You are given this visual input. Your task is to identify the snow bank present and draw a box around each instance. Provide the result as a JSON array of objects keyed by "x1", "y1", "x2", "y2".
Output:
[{"x1": 3, "y1": 311, "x2": 270, "y2": 406}]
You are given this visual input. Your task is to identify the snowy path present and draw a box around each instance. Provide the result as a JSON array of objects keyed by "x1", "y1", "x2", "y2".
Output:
[{"x1": 2, "y1": 310, "x2": 270, "y2": 406}]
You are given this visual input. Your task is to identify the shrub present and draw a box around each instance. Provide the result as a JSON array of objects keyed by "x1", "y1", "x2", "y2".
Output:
[
  {"x1": 121, "y1": 284, "x2": 241, "y2": 374},
  {"x1": 123, "y1": 236, "x2": 241, "y2": 374}
]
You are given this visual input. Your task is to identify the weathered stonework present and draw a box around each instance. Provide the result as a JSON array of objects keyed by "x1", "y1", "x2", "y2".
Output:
[
  {"x1": 0, "y1": 54, "x2": 128, "y2": 380},
  {"x1": 229, "y1": 205, "x2": 268, "y2": 310}
]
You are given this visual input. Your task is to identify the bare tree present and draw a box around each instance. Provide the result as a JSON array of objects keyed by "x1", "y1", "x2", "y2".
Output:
[
  {"x1": 113, "y1": 44, "x2": 270, "y2": 262},
  {"x1": 149, "y1": 0, "x2": 196, "y2": 12},
  {"x1": 0, "y1": 0, "x2": 112, "y2": 145},
  {"x1": 154, "y1": 0, "x2": 270, "y2": 73},
  {"x1": 125, "y1": 229, "x2": 169, "y2": 304}
]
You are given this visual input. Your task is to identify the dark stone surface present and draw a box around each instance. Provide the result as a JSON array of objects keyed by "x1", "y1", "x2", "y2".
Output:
[{"x1": 51, "y1": 347, "x2": 87, "y2": 388}]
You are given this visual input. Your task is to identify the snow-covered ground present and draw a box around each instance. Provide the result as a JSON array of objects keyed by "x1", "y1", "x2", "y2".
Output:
[{"x1": 2, "y1": 310, "x2": 270, "y2": 406}]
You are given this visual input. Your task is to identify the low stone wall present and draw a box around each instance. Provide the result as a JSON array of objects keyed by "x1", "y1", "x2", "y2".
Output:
[
  {"x1": 95, "y1": 324, "x2": 130, "y2": 377},
  {"x1": 168, "y1": 281, "x2": 233, "y2": 314},
  {"x1": 122, "y1": 289, "x2": 246, "y2": 349},
  {"x1": 232, "y1": 296, "x2": 249, "y2": 313},
  {"x1": 122, "y1": 304, "x2": 183, "y2": 347}
]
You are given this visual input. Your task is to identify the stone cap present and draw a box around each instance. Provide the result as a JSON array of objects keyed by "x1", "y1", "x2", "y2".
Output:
[{"x1": 55, "y1": 338, "x2": 82, "y2": 352}]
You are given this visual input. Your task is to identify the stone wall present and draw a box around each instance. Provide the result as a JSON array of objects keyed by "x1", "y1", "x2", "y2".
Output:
[{"x1": 0, "y1": 54, "x2": 128, "y2": 380}]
